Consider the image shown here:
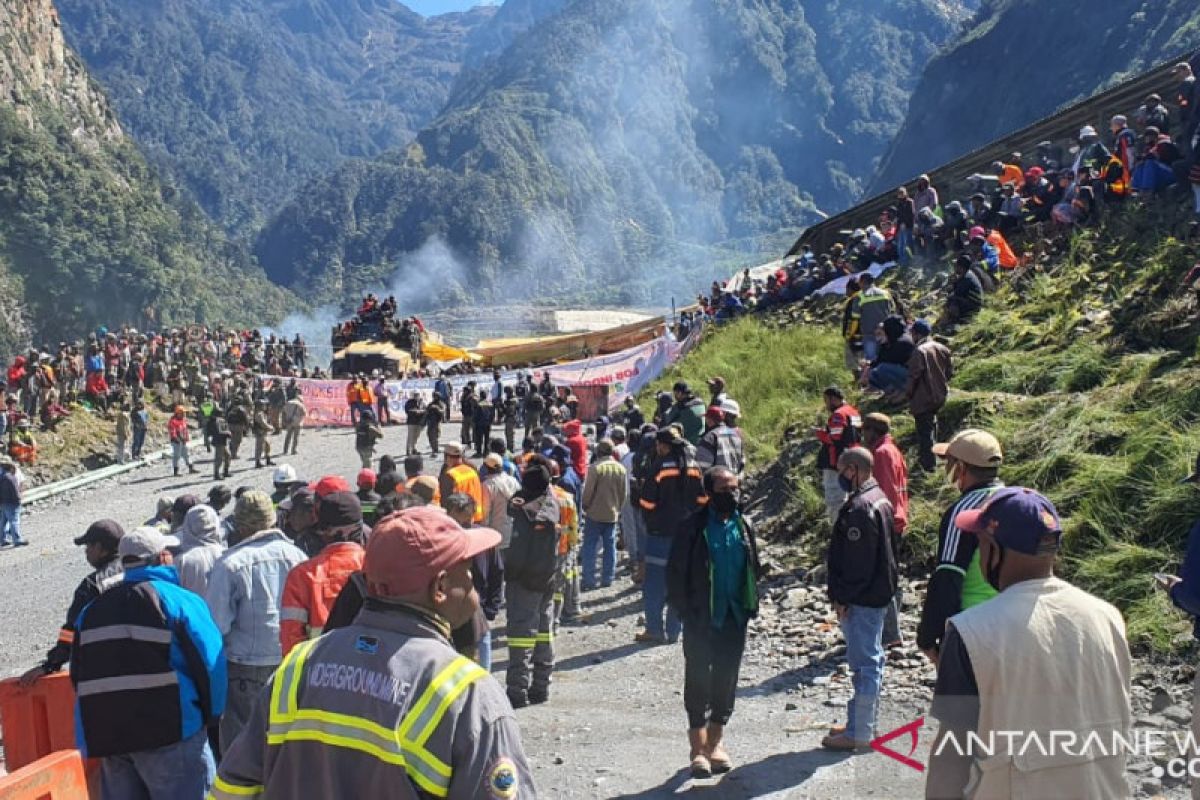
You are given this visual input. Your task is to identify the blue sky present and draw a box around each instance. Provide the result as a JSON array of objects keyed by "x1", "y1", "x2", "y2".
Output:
[{"x1": 405, "y1": 0, "x2": 501, "y2": 15}]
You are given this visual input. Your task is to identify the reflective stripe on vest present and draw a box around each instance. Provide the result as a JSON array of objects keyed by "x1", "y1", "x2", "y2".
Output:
[
  {"x1": 267, "y1": 638, "x2": 487, "y2": 798},
  {"x1": 207, "y1": 776, "x2": 264, "y2": 799}
]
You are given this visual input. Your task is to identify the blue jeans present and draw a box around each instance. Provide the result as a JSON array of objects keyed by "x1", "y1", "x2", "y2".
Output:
[
  {"x1": 861, "y1": 337, "x2": 880, "y2": 364},
  {"x1": 580, "y1": 519, "x2": 618, "y2": 589},
  {"x1": 868, "y1": 363, "x2": 908, "y2": 394},
  {"x1": 896, "y1": 225, "x2": 913, "y2": 265},
  {"x1": 643, "y1": 534, "x2": 681, "y2": 640},
  {"x1": 477, "y1": 628, "x2": 493, "y2": 672},
  {"x1": 131, "y1": 427, "x2": 146, "y2": 458},
  {"x1": 0, "y1": 503, "x2": 23, "y2": 545},
  {"x1": 841, "y1": 604, "x2": 887, "y2": 741},
  {"x1": 101, "y1": 727, "x2": 214, "y2": 799}
]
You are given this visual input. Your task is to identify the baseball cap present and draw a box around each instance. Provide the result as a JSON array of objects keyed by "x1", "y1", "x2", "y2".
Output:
[
  {"x1": 319, "y1": 491, "x2": 363, "y2": 527},
  {"x1": 955, "y1": 487, "x2": 1062, "y2": 556},
  {"x1": 932, "y1": 429, "x2": 1003, "y2": 468},
  {"x1": 863, "y1": 412, "x2": 891, "y2": 432},
  {"x1": 705, "y1": 405, "x2": 724, "y2": 423},
  {"x1": 443, "y1": 442, "x2": 464, "y2": 457},
  {"x1": 364, "y1": 506, "x2": 501, "y2": 598},
  {"x1": 720, "y1": 398, "x2": 741, "y2": 417},
  {"x1": 357, "y1": 468, "x2": 377, "y2": 488},
  {"x1": 707, "y1": 376, "x2": 726, "y2": 388},
  {"x1": 279, "y1": 486, "x2": 315, "y2": 512},
  {"x1": 482, "y1": 453, "x2": 503, "y2": 470},
  {"x1": 118, "y1": 526, "x2": 179, "y2": 564},
  {"x1": 172, "y1": 494, "x2": 200, "y2": 517},
  {"x1": 74, "y1": 519, "x2": 124, "y2": 548},
  {"x1": 672, "y1": 380, "x2": 690, "y2": 393},
  {"x1": 1181, "y1": 451, "x2": 1200, "y2": 484},
  {"x1": 311, "y1": 475, "x2": 352, "y2": 497},
  {"x1": 911, "y1": 319, "x2": 932, "y2": 337}
]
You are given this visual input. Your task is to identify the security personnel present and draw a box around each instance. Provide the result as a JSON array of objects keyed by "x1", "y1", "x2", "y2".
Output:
[
  {"x1": 252, "y1": 399, "x2": 274, "y2": 468},
  {"x1": 208, "y1": 408, "x2": 232, "y2": 481},
  {"x1": 18, "y1": 520, "x2": 125, "y2": 686},
  {"x1": 211, "y1": 505, "x2": 536, "y2": 800},
  {"x1": 226, "y1": 395, "x2": 250, "y2": 460},
  {"x1": 503, "y1": 459, "x2": 561, "y2": 709},
  {"x1": 439, "y1": 442, "x2": 484, "y2": 523}
]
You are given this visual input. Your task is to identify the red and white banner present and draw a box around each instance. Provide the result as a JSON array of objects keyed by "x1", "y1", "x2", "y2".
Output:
[{"x1": 286, "y1": 325, "x2": 701, "y2": 427}]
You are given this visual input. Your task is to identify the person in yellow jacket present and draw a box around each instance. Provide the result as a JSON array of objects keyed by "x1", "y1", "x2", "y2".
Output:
[{"x1": 209, "y1": 505, "x2": 537, "y2": 800}]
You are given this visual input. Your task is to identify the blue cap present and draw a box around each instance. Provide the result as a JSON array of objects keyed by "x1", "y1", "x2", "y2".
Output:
[
  {"x1": 912, "y1": 318, "x2": 932, "y2": 336},
  {"x1": 955, "y1": 487, "x2": 1062, "y2": 556}
]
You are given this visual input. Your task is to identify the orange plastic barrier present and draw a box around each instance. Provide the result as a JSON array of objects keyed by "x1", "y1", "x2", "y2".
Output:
[
  {"x1": 0, "y1": 749, "x2": 89, "y2": 800},
  {"x1": 0, "y1": 675, "x2": 77, "y2": 772}
]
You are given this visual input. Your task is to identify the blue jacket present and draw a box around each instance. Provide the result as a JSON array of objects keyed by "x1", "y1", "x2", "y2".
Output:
[
  {"x1": 71, "y1": 565, "x2": 226, "y2": 757},
  {"x1": 1171, "y1": 519, "x2": 1200, "y2": 638}
]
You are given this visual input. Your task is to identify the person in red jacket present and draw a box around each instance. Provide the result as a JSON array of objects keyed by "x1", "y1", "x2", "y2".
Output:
[
  {"x1": 167, "y1": 405, "x2": 197, "y2": 476},
  {"x1": 563, "y1": 419, "x2": 589, "y2": 479},
  {"x1": 280, "y1": 492, "x2": 365, "y2": 655},
  {"x1": 862, "y1": 413, "x2": 908, "y2": 648},
  {"x1": 811, "y1": 386, "x2": 861, "y2": 523}
]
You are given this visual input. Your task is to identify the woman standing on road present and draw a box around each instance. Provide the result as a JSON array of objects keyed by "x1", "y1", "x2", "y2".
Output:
[{"x1": 667, "y1": 466, "x2": 761, "y2": 778}]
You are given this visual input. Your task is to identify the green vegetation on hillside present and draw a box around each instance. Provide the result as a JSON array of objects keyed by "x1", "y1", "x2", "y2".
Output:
[
  {"x1": 57, "y1": 0, "x2": 496, "y2": 233},
  {"x1": 256, "y1": 0, "x2": 971, "y2": 308},
  {"x1": 0, "y1": 104, "x2": 296, "y2": 343},
  {"x1": 646, "y1": 205, "x2": 1200, "y2": 655}
]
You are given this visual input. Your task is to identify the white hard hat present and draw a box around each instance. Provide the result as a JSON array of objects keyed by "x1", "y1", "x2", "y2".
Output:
[
  {"x1": 720, "y1": 398, "x2": 741, "y2": 417},
  {"x1": 273, "y1": 464, "x2": 298, "y2": 485},
  {"x1": 1078, "y1": 125, "x2": 1097, "y2": 139}
]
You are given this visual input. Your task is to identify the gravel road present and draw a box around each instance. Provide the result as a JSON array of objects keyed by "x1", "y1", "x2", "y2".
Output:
[{"x1": 0, "y1": 426, "x2": 1190, "y2": 797}]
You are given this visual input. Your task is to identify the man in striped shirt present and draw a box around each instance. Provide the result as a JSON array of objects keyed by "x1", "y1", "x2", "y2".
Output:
[{"x1": 916, "y1": 429, "x2": 1005, "y2": 665}]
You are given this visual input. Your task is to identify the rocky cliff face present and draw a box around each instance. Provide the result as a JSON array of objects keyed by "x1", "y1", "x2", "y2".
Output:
[
  {"x1": 0, "y1": 0, "x2": 120, "y2": 143},
  {"x1": 0, "y1": 0, "x2": 295, "y2": 346}
]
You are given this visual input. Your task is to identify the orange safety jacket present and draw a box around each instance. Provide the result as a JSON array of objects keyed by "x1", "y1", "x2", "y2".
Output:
[
  {"x1": 987, "y1": 230, "x2": 1019, "y2": 270},
  {"x1": 280, "y1": 542, "x2": 365, "y2": 656},
  {"x1": 346, "y1": 382, "x2": 360, "y2": 406},
  {"x1": 446, "y1": 463, "x2": 484, "y2": 523}
]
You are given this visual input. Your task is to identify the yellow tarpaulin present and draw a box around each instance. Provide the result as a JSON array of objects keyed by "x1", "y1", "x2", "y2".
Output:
[{"x1": 422, "y1": 340, "x2": 479, "y2": 363}]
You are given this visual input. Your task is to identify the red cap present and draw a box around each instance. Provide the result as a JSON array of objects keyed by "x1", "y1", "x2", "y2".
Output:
[
  {"x1": 311, "y1": 475, "x2": 352, "y2": 497},
  {"x1": 705, "y1": 405, "x2": 724, "y2": 422},
  {"x1": 357, "y1": 468, "x2": 376, "y2": 488},
  {"x1": 364, "y1": 506, "x2": 501, "y2": 598}
]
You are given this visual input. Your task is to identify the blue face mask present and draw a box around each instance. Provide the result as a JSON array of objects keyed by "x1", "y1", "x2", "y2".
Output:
[{"x1": 837, "y1": 471, "x2": 855, "y2": 493}]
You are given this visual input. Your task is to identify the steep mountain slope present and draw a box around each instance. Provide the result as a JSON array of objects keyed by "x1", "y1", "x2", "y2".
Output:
[
  {"x1": 871, "y1": 0, "x2": 1200, "y2": 191},
  {"x1": 462, "y1": 0, "x2": 570, "y2": 65},
  {"x1": 256, "y1": 0, "x2": 974, "y2": 309},
  {"x1": 56, "y1": 0, "x2": 497, "y2": 233},
  {"x1": 0, "y1": 0, "x2": 295, "y2": 347}
]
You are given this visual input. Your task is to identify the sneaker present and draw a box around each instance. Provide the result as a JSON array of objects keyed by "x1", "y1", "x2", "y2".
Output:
[{"x1": 13, "y1": 540, "x2": 29, "y2": 547}]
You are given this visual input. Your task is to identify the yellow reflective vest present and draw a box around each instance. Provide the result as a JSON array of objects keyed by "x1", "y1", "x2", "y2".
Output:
[{"x1": 210, "y1": 604, "x2": 535, "y2": 799}]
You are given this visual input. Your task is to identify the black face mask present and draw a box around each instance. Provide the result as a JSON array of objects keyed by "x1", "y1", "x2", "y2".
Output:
[
  {"x1": 710, "y1": 491, "x2": 739, "y2": 515},
  {"x1": 985, "y1": 545, "x2": 1006, "y2": 591}
]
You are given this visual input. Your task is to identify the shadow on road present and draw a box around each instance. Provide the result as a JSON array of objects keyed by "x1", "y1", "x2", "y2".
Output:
[{"x1": 609, "y1": 749, "x2": 851, "y2": 798}]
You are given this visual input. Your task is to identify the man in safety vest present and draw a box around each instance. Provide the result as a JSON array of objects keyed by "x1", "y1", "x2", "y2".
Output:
[
  {"x1": 439, "y1": 442, "x2": 484, "y2": 523},
  {"x1": 210, "y1": 504, "x2": 537, "y2": 800}
]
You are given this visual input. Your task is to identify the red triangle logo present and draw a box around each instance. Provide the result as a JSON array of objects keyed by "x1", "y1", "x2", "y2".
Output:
[{"x1": 870, "y1": 716, "x2": 925, "y2": 772}]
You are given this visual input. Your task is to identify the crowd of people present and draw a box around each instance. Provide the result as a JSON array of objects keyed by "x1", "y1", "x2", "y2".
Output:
[
  {"x1": 331, "y1": 293, "x2": 426, "y2": 361},
  {"x1": 7, "y1": 53, "x2": 1200, "y2": 800},
  {"x1": 686, "y1": 57, "x2": 1200, "y2": 328}
]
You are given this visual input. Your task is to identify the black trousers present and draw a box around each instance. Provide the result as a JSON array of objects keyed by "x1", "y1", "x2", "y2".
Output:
[
  {"x1": 683, "y1": 618, "x2": 747, "y2": 730},
  {"x1": 914, "y1": 411, "x2": 938, "y2": 472}
]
